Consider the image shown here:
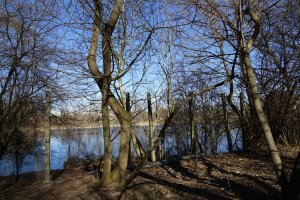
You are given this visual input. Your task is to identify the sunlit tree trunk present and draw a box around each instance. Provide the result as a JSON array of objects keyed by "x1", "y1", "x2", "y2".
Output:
[
  {"x1": 101, "y1": 101, "x2": 112, "y2": 186},
  {"x1": 101, "y1": 1, "x2": 131, "y2": 183},
  {"x1": 87, "y1": 1, "x2": 112, "y2": 186},
  {"x1": 242, "y1": 49, "x2": 288, "y2": 189},
  {"x1": 87, "y1": 0, "x2": 153, "y2": 186},
  {"x1": 239, "y1": 6, "x2": 288, "y2": 191},
  {"x1": 147, "y1": 93, "x2": 156, "y2": 162},
  {"x1": 130, "y1": 130, "x2": 145, "y2": 159}
]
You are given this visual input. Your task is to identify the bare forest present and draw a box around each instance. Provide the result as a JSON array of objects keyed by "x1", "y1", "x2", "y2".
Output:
[{"x1": 0, "y1": 0, "x2": 299, "y2": 200}]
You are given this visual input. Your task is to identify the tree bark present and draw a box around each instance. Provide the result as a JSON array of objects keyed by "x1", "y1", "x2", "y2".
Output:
[
  {"x1": 100, "y1": 23, "x2": 114, "y2": 186},
  {"x1": 189, "y1": 93, "x2": 197, "y2": 154},
  {"x1": 126, "y1": 93, "x2": 132, "y2": 165},
  {"x1": 130, "y1": 130, "x2": 145, "y2": 159},
  {"x1": 101, "y1": 100, "x2": 112, "y2": 186},
  {"x1": 44, "y1": 91, "x2": 51, "y2": 182},
  {"x1": 239, "y1": 92, "x2": 246, "y2": 151},
  {"x1": 221, "y1": 93, "x2": 232, "y2": 153},
  {"x1": 242, "y1": 50, "x2": 288, "y2": 189},
  {"x1": 87, "y1": 0, "x2": 128, "y2": 187},
  {"x1": 147, "y1": 93, "x2": 156, "y2": 162},
  {"x1": 239, "y1": 6, "x2": 288, "y2": 191}
]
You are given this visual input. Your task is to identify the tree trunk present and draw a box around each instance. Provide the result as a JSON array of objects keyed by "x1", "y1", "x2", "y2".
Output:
[
  {"x1": 239, "y1": 92, "x2": 246, "y2": 151},
  {"x1": 189, "y1": 93, "x2": 197, "y2": 154},
  {"x1": 44, "y1": 91, "x2": 51, "y2": 182},
  {"x1": 147, "y1": 93, "x2": 156, "y2": 162},
  {"x1": 130, "y1": 130, "x2": 145, "y2": 159},
  {"x1": 240, "y1": 61, "x2": 256, "y2": 148},
  {"x1": 103, "y1": 91, "x2": 130, "y2": 184},
  {"x1": 126, "y1": 93, "x2": 132, "y2": 165},
  {"x1": 87, "y1": 0, "x2": 130, "y2": 187},
  {"x1": 242, "y1": 50, "x2": 288, "y2": 190},
  {"x1": 233, "y1": 5, "x2": 290, "y2": 193},
  {"x1": 99, "y1": 22, "x2": 114, "y2": 186},
  {"x1": 161, "y1": 140, "x2": 165, "y2": 160},
  {"x1": 221, "y1": 93, "x2": 232, "y2": 153},
  {"x1": 161, "y1": 79, "x2": 173, "y2": 160},
  {"x1": 101, "y1": 100, "x2": 112, "y2": 186}
]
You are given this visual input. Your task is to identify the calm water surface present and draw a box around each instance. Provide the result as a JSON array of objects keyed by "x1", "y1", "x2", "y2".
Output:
[{"x1": 0, "y1": 126, "x2": 242, "y2": 176}]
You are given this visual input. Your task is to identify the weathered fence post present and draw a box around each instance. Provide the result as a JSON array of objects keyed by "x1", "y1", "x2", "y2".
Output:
[
  {"x1": 222, "y1": 93, "x2": 232, "y2": 153},
  {"x1": 147, "y1": 93, "x2": 156, "y2": 162},
  {"x1": 154, "y1": 95, "x2": 165, "y2": 160},
  {"x1": 189, "y1": 93, "x2": 197, "y2": 154},
  {"x1": 240, "y1": 92, "x2": 246, "y2": 151},
  {"x1": 44, "y1": 91, "x2": 51, "y2": 182}
]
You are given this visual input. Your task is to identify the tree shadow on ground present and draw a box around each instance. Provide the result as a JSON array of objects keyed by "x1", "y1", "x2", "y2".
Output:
[
  {"x1": 164, "y1": 160, "x2": 279, "y2": 199},
  {"x1": 120, "y1": 156, "x2": 281, "y2": 200},
  {"x1": 197, "y1": 156, "x2": 280, "y2": 199},
  {"x1": 118, "y1": 171, "x2": 231, "y2": 200},
  {"x1": 241, "y1": 151, "x2": 296, "y2": 171},
  {"x1": 105, "y1": 152, "x2": 288, "y2": 199},
  {"x1": 51, "y1": 169, "x2": 64, "y2": 181},
  {"x1": 164, "y1": 162, "x2": 201, "y2": 180}
]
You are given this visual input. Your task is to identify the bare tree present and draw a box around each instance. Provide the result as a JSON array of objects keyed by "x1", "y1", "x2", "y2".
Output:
[
  {"x1": 0, "y1": 0, "x2": 62, "y2": 162},
  {"x1": 86, "y1": 0, "x2": 152, "y2": 187}
]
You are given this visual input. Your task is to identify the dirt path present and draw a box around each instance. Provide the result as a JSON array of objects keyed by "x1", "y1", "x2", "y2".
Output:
[
  {"x1": 0, "y1": 169, "x2": 99, "y2": 200},
  {"x1": 0, "y1": 151, "x2": 298, "y2": 200}
]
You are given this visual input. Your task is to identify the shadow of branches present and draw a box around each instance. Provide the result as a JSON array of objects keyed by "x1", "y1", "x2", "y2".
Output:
[{"x1": 118, "y1": 154, "x2": 281, "y2": 200}]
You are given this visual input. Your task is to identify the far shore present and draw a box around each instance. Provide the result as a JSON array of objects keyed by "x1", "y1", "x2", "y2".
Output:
[{"x1": 37, "y1": 121, "x2": 154, "y2": 132}]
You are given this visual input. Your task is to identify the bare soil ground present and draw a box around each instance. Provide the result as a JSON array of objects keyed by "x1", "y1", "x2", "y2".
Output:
[{"x1": 0, "y1": 149, "x2": 298, "y2": 200}]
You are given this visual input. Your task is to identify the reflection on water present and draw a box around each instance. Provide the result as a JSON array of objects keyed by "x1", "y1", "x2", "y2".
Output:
[{"x1": 0, "y1": 126, "x2": 242, "y2": 176}]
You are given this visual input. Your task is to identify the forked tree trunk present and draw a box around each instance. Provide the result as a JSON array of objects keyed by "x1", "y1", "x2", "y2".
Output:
[
  {"x1": 88, "y1": 0, "x2": 130, "y2": 187},
  {"x1": 241, "y1": 3, "x2": 300, "y2": 198},
  {"x1": 242, "y1": 50, "x2": 288, "y2": 189},
  {"x1": 103, "y1": 24, "x2": 131, "y2": 182},
  {"x1": 239, "y1": 6, "x2": 288, "y2": 192}
]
